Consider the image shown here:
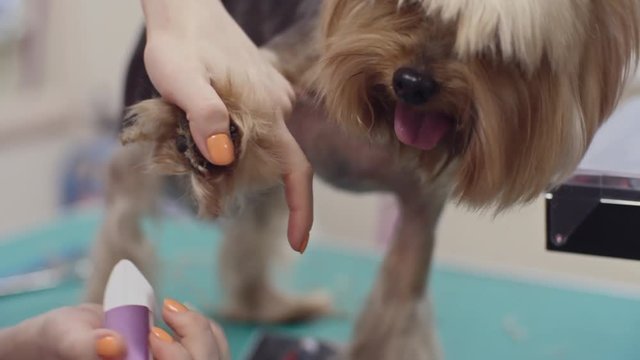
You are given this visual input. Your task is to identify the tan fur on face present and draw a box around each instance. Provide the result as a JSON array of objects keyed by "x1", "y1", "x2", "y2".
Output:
[
  {"x1": 308, "y1": 0, "x2": 427, "y2": 138},
  {"x1": 311, "y1": 0, "x2": 639, "y2": 208},
  {"x1": 121, "y1": 83, "x2": 284, "y2": 218},
  {"x1": 403, "y1": 0, "x2": 591, "y2": 74}
]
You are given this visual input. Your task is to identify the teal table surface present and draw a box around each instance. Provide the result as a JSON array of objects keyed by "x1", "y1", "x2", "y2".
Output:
[{"x1": 1, "y1": 211, "x2": 639, "y2": 360}]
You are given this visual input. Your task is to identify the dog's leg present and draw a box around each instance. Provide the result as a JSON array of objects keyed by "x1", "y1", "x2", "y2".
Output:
[
  {"x1": 218, "y1": 187, "x2": 332, "y2": 323},
  {"x1": 347, "y1": 192, "x2": 446, "y2": 360},
  {"x1": 84, "y1": 144, "x2": 160, "y2": 303}
]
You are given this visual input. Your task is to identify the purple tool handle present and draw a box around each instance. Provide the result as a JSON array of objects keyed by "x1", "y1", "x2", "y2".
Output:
[{"x1": 105, "y1": 305, "x2": 150, "y2": 360}]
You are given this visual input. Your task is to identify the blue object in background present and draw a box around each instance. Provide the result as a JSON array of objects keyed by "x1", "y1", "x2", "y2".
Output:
[
  {"x1": 0, "y1": 0, "x2": 24, "y2": 44},
  {"x1": 59, "y1": 136, "x2": 118, "y2": 210}
]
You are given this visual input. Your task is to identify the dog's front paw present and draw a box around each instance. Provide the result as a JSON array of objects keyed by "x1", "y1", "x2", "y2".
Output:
[
  {"x1": 121, "y1": 99, "x2": 242, "y2": 175},
  {"x1": 121, "y1": 98, "x2": 245, "y2": 216}
]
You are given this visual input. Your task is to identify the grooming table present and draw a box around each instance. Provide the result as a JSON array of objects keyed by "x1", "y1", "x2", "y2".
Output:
[{"x1": 1, "y1": 211, "x2": 639, "y2": 360}]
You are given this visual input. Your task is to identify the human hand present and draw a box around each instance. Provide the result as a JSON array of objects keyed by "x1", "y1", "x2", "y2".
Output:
[
  {"x1": 8, "y1": 304, "x2": 125, "y2": 360},
  {"x1": 149, "y1": 299, "x2": 229, "y2": 360},
  {"x1": 141, "y1": 0, "x2": 312, "y2": 251}
]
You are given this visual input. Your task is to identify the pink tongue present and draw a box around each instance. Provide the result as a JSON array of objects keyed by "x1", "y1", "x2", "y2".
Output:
[{"x1": 394, "y1": 102, "x2": 451, "y2": 150}]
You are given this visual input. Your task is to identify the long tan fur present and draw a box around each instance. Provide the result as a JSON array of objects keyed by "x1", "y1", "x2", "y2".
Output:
[{"x1": 312, "y1": 0, "x2": 639, "y2": 208}]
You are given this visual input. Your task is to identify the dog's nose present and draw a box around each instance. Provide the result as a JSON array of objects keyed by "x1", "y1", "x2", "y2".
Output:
[{"x1": 392, "y1": 68, "x2": 438, "y2": 105}]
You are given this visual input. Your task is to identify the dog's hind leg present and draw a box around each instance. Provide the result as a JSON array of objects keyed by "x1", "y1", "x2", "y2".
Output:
[
  {"x1": 218, "y1": 187, "x2": 332, "y2": 323},
  {"x1": 346, "y1": 191, "x2": 446, "y2": 360},
  {"x1": 84, "y1": 144, "x2": 160, "y2": 303}
]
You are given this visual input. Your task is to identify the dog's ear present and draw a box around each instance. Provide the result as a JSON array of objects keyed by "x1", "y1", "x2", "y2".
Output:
[
  {"x1": 454, "y1": 0, "x2": 640, "y2": 209},
  {"x1": 577, "y1": 0, "x2": 639, "y2": 125}
]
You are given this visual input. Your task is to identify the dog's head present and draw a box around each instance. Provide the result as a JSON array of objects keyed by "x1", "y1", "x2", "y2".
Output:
[{"x1": 311, "y1": 0, "x2": 639, "y2": 207}]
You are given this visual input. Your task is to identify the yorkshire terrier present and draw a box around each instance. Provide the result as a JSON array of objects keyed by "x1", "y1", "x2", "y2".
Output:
[{"x1": 86, "y1": 1, "x2": 639, "y2": 359}]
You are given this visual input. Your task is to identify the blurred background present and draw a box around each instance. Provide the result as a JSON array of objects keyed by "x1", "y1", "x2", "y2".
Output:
[{"x1": 1, "y1": 0, "x2": 640, "y2": 296}]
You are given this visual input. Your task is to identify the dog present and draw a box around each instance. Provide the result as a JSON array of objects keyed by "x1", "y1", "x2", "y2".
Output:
[{"x1": 86, "y1": 1, "x2": 640, "y2": 359}]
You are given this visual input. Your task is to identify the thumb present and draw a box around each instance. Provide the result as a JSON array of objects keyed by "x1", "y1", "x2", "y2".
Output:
[
  {"x1": 95, "y1": 330, "x2": 126, "y2": 360},
  {"x1": 54, "y1": 329, "x2": 126, "y2": 360},
  {"x1": 167, "y1": 76, "x2": 234, "y2": 166},
  {"x1": 144, "y1": 41, "x2": 233, "y2": 166}
]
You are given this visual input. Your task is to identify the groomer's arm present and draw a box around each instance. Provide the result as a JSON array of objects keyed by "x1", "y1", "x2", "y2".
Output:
[{"x1": 139, "y1": 0, "x2": 313, "y2": 252}]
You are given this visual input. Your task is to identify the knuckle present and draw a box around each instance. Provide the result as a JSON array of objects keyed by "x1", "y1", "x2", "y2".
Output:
[
  {"x1": 161, "y1": 88, "x2": 178, "y2": 103},
  {"x1": 299, "y1": 162, "x2": 314, "y2": 178},
  {"x1": 57, "y1": 334, "x2": 86, "y2": 359},
  {"x1": 189, "y1": 103, "x2": 229, "y2": 125},
  {"x1": 280, "y1": 97, "x2": 293, "y2": 113},
  {"x1": 77, "y1": 303, "x2": 100, "y2": 314},
  {"x1": 152, "y1": 344, "x2": 177, "y2": 360},
  {"x1": 184, "y1": 312, "x2": 212, "y2": 333},
  {"x1": 143, "y1": 42, "x2": 159, "y2": 61}
]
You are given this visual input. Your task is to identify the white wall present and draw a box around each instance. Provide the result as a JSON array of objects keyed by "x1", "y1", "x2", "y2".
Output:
[{"x1": 0, "y1": 1, "x2": 143, "y2": 236}]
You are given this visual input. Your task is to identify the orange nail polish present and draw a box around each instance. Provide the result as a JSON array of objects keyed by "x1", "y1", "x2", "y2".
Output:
[
  {"x1": 299, "y1": 233, "x2": 310, "y2": 254},
  {"x1": 151, "y1": 327, "x2": 174, "y2": 343},
  {"x1": 96, "y1": 336, "x2": 124, "y2": 358},
  {"x1": 206, "y1": 134, "x2": 235, "y2": 166},
  {"x1": 164, "y1": 298, "x2": 189, "y2": 313}
]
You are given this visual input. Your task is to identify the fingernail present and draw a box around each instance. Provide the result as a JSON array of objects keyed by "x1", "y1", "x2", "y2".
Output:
[
  {"x1": 164, "y1": 298, "x2": 189, "y2": 313},
  {"x1": 299, "y1": 233, "x2": 310, "y2": 254},
  {"x1": 96, "y1": 335, "x2": 124, "y2": 358},
  {"x1": 206, "y1": 134, "x2": 235, "y2": 166},
  {"x1": 151, "y1": 327, "x2": 173, "y2": 343}
]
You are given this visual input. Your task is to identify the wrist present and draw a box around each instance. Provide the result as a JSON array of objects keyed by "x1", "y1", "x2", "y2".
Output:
[{"x1": 142, "y1": 0, "x2": 231, "y2": 37}]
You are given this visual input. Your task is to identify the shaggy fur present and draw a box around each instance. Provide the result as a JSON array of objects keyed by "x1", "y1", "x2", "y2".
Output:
[
  {"x1": 87, "y1": 1, "x2": 639, "y2": 359},
  {"x1": 313, "y1": 0, "x2": 639, "y2": 207}
]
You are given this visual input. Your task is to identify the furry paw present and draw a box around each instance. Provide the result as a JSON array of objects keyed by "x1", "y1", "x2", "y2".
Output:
[
  {"x1": 220, "y1": 288, "x2": 333, "y2": 324},
  {"x1": 120, "y1": 98, "x2": 282, "y2": 217},
  {"x1": 121, "y1": 99, "x2": 241, "y2": 176}
]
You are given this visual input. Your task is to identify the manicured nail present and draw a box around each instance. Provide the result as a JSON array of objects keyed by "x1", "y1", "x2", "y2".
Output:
[
  {"x1": 299, "y1": 233, "x2": 310, "y2": 254},
  {"x1": 164, "y1": 298, "x2": 188, "y2": 313},
  {"x1": 206, "y1": 134, "x2": 235, "y2": 166},
  {"x1": 151, "y1": 327, "x2": 173, "y2": 343},
  {"x1": 96, "y1": 335, "x2": 124, "y2": 358}
]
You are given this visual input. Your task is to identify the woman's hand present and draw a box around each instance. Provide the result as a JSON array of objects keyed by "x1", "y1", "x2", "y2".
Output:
[
  {"x1": 141, "y1": 0, "x2": 312, "y2": 252},
  {"x1": 3, "y1": 304, "x2": 125, "y2": 360},
  {"x1": 149, "y1": 299, "x2": 229, "y2": 360}
]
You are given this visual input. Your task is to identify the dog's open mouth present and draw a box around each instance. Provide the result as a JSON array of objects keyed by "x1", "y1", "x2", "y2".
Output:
[{"x1": 394, "y1": 101, "x2": 453, "y2": 150}]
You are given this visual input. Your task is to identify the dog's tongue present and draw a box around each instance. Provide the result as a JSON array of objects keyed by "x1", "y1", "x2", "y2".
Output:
[{"x1": 394, "y1": 102, "x2": 451, "y2": 150}]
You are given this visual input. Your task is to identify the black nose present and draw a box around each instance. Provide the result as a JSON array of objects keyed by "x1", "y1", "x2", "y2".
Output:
[{"x1": 392, "y1": 68, "x2": 438, "y2": 105}]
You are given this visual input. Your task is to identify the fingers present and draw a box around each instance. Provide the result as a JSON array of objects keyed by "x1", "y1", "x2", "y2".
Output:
[
  {"x1": 46, "y1": 305, "x2": 124, "y2": 360},
  {"x1": 149, "y1": 327, "x2": 191, "y2": 360},
  {"x1": 167, "y1": 76, "x2": 234, "y2": 166},
  {"x1": 276, "y1": 122, "x2": 314, "y2": 253},
  {"x1": 172, "y1": 80, "x2": 235, "y2": 166},
  {"x1": 94, "y1": 330, "x2": 127, "y2": 360},
  {"x1": 144, "y1": 41, "x2": 233, "y2": 165},
  {"x1": 59, "y1": 328, "x2": 125, "y2": 360},
  {"x1": 207, "y1": 321, "x2": 230, "y2": 360},
  {"x1": 152, "y1": 299, "x2": 227, "y2": 360}
]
